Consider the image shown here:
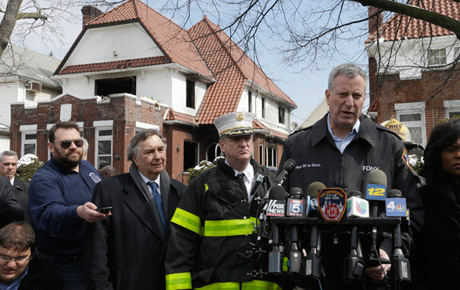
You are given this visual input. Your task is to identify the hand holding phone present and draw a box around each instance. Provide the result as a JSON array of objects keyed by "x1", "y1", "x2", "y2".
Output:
[{"x1": 97, "y1": 206, "x2": 113, "y2": 214}]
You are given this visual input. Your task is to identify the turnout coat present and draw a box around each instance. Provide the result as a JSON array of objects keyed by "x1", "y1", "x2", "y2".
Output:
[{"x1": 86, "y1": 164, "x2": 186, "y2": 290}]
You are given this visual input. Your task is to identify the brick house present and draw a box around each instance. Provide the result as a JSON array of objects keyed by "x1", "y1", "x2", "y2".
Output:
[
  {"x1": 10, "y1": 0, "x2": 296, "y2": 180},
  {"x1": 366, "y1": 0, "x2": 460, "y2": 147}
]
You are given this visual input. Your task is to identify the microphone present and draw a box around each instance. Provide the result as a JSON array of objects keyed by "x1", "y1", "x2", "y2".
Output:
[
  {"x1": 266, "y1": 186, "x2": 288, "y2": 217},
  {"x1": 385, "y1": 189, "x2": 407, "y2": 218},
  {"x1": 387, "y1": 189, "x2": 411, "y2": 283},
  {"x1": 287, "y1": 188, "x2": 303, "y2": 273},
  {"x1": 304, "y1": 182, "x2": 325, "y2": 279},
  {"x1": 365, "y1": 169, "x2": 390, "y2": 267},
  {"x1": 268, "y1": 224, "x2": 283, "y2": 273},
  {"x1": 275, "y1": 159, "x2": 296, "y2": 186},
  {"x1": 344, "y1": 191, "x2": 365, "y2": 283},
  {"x1": 287, "y1": 187, "x2": 305, "y2": 217},
  {"x1": 306, "y1": 181, "x2": 326, "y2": 216},
  {"x1": 347, "y1": 190, "x2": 369, "y2": 218}
]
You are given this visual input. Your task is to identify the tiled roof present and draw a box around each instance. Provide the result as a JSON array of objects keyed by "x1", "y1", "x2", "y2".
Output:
[
  {"x1": 189, "y1": 16, "x2": 296, "y2": 125},
  {"x1": 59, "y1": 56, "x2": 169, "y2": 74},
  {"x1": 367, "y1": 0, "x2": 460, "y2": 43},
  {"x1": 1, "y1": 45, "x2": 61, "y2": 87},
  {"x1": 165, "y1": 109, "x2": 197, "y2": 125},
  {"x1": 56, "y1": 0, "x2": 212, "y2": 78},
  {"x1": 254, "y1": 120, "x2": 288, "y2": 139}
]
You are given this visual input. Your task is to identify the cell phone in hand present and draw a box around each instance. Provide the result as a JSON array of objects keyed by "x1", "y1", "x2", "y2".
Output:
[{"x1": 97, "y1": 206, "x2": 113, "y2": 214}]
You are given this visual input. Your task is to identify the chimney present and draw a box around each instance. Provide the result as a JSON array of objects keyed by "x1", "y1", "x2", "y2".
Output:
[
  {"x1": 368, "y1": 7, "x2": 382, "y2": 36},
  {"x1": 81, "y1": 6, "x2": 103, "y2": 28}
]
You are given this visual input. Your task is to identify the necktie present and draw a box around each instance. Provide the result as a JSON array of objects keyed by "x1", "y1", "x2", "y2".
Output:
[{"x1": 148, "y1": 181, "x2": 165, "y2": 231}]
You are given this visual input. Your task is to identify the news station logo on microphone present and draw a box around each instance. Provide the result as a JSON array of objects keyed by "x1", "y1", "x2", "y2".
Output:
[
  {"x1": 318, "y1": 188, "x2": 347, "y2": 222},
  {"x1": 266, "y1": 200, "x2": 286, "y2": 217},
  {"x1": 366, "y1": 183, "x2": 386, "y2": 201}
]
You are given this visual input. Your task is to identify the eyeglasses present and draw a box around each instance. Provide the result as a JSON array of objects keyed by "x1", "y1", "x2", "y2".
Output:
[
  {"x1": 60, "y1": 139, "x2": 84, "y2": 149},
  {"x1": 0, "y1": 254, "x2": 31, "y2": 265}
]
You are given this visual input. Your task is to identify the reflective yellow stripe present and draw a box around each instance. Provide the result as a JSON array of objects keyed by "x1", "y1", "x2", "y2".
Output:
[
  {"x1": 195, "y1": 282, "x2": 239, "y2": 290},
  {"x1": 171, "y1": 208, "x2": 202, "y2": 235},
  {"x1": 242, "y1": 280, "x2": 282, "y2": 290},
  {"x1": 195, "y1": 281, "x2": 281, "y2": 290},
  {"x1": 282, "y1": 256, "x2": 289, "y2": 272},
  {"x1": 166, "y1": 272, "x2": 192, "y2": 290},
  {"x1": 203, "y1": 218, "x2": 255, "y2": 237},
  {"x1": 205, "y1": 183, "x2": 209, "y2": 192}
]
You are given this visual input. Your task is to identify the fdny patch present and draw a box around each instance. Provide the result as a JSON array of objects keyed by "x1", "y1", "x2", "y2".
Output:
[
  {"x1": 401, "y1": 148, "x2": 415, "y2": 174},
  {"x1": 318, "y1": 188, "x2": 347, "y2": 222},
  {"x1": 89, "y1": 172, "x2": 101, "y2": 183}
]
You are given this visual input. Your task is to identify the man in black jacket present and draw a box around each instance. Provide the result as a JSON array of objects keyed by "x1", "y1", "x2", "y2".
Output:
[
  {"x1": 279, "y1": 63, "x2": 423, "y2": 289},
  {"x1": 86, "y1": 129, "x2": 186, "y2": 290},
  {"x1": 0, "y1": 177, "x2": 23, "y2": 229},
  {"x1": 0, "y1": 221, "x2": 59, "y2": 290},
  {"x1": 0, "y1": 151, "x2": 30, "y2": 223},
  {"x1": 165, "y1": 112, "x2": 279, "y2": 289}
]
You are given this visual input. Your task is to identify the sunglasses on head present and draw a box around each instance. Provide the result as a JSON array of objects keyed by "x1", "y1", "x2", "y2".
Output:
[{"x1": 60, "y1": 139, "x2": 84, "y2": 149}]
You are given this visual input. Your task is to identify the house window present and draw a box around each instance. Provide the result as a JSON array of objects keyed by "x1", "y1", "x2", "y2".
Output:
[
  {"x1": 265, "y1": 147, "x2": 278, "y2": 167},
  {"x1": 96, "y1": 128, "x2": 112, "y2": 170},
  {"x1": 444, "y1": 100, "x2": 460, "y2": 119},
  {"x1": 95, "y1": 76, "x2": 136, "y2": 96},
  {"x1": 259, "y1": 144, "x2": 264, "y2": 165},
  {"x1": 395, "y1": 102, "x2": 426, "y2": 146},
  {"x1": 279, "y1": 107, "x2": 286, "y2": 124},
  {"x1": 184, "y1": 141, "x2": 199, "y2": 170},
  {"x1": 262, "y1": 98, "x2": 265, "y2": 118},
  {"x1": 206, "y1": 143, "x2": 221, "y2": 161},
  {"x1": 427, "y1": 48, "x2": 446, "y2": 66},
  {"x1": 186, "y1": 79, "x2": 195, "y2": 108},
  {"x1": 248, "y1": 91, "x2": 252, "y2": 112},
  {"x1": 22, "y1": 133, "x2": 36, "y2": 156}
]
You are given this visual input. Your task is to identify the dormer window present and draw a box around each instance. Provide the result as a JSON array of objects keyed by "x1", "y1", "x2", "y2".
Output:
[
  {"x1": 427, "y1": 48, "x2": 446, "y2": 66},
  {"x1": 186, "y1": 79, "x2": 195, "y2": 108}
]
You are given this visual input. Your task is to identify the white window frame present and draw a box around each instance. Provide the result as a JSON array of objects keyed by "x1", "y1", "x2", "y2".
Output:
[
  {"x1": 265, "y1": 146, "x2": 278, "y2": 167},
  {"x1": 444, "y1": 100, "x2": 460, "y2": 119},
  {"x1": 95, "y1": 123, "x2": 113, "y2": 170},
  {"x1": 395, "y1": 102, "x2": 427, "y2": 146},
  {"x1": 259, "y1": 143, "x2": 264, "y2": 165},
  {"x1": 20, "y1": 125, "x2": 37, "y2": 157}
]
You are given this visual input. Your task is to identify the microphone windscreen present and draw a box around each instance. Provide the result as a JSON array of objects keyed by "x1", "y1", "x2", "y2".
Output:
[
  {"x1": 306, "y1": 182, "x2": 326, "y2": 198},
  {"x1": 348, "y1": 190, "x2": 363, "y2": 198},
  {"x1": 367, "y1": 169, "x2": 387, "y2": 187},
  {"x1": 283, "y1": 159, "x2": 297, "y2": 172},
  {"x1": 269, "y1": 186, "x2": 288, "y2": 200},
  {"x1": 388, "y1": 189, "x2": 402, "y2": 198}
]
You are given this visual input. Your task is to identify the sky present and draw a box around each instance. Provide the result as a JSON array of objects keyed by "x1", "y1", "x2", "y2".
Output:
[{"x1": 13, "y1": 0, "x2": 370, "y2": 127}]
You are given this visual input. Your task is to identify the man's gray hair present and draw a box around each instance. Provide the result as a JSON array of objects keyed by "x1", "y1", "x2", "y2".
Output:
[
  {"x1": 82, "y1": 138, "x2": 89, "y2": 154},
  {"x1": 127, "y1": 129, "x2": 165, "y2": 161},
  {"x1": 328, "y1": 63, "x2": 368, "y2": 91},
  {"x1": 0, "y1": 150, "x2": 18, "y2": 161}
]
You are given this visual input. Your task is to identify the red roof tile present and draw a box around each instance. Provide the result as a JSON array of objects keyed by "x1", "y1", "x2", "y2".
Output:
[
  {"x1": 189, "y1": 16, "x2": 296, "y2": 125},
  {"x1": 254, "y1": 120, "x2": 288, "y2": 139},
  {"x1": 367, "y1": 0, "x2": 460, "y2": 43},
  {"x1": 57, "y1": 0, "x2": 212, "y2": 79},
  {"x1": 59, "y1": 56, "x2": 169, "y2": 74}
]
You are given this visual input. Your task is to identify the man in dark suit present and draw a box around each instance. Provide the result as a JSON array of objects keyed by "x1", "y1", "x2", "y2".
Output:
[
  {"x1": 86, "y1": 129, "x2": 186, "y2": 290},
  {"x1": 0, "y1": 151, "x2": 30, "y2": 223},
  {"x1": 0, "y1": 177, "x2": 23, "y2": 229}
]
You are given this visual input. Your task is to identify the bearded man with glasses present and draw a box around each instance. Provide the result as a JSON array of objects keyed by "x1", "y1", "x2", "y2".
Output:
[
  {"x1": 0, "y1": 221, "x2": 59, "y2": 289},
  {"x1": 29, "y1": 121, "x2": 108, "y2": 290}
]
